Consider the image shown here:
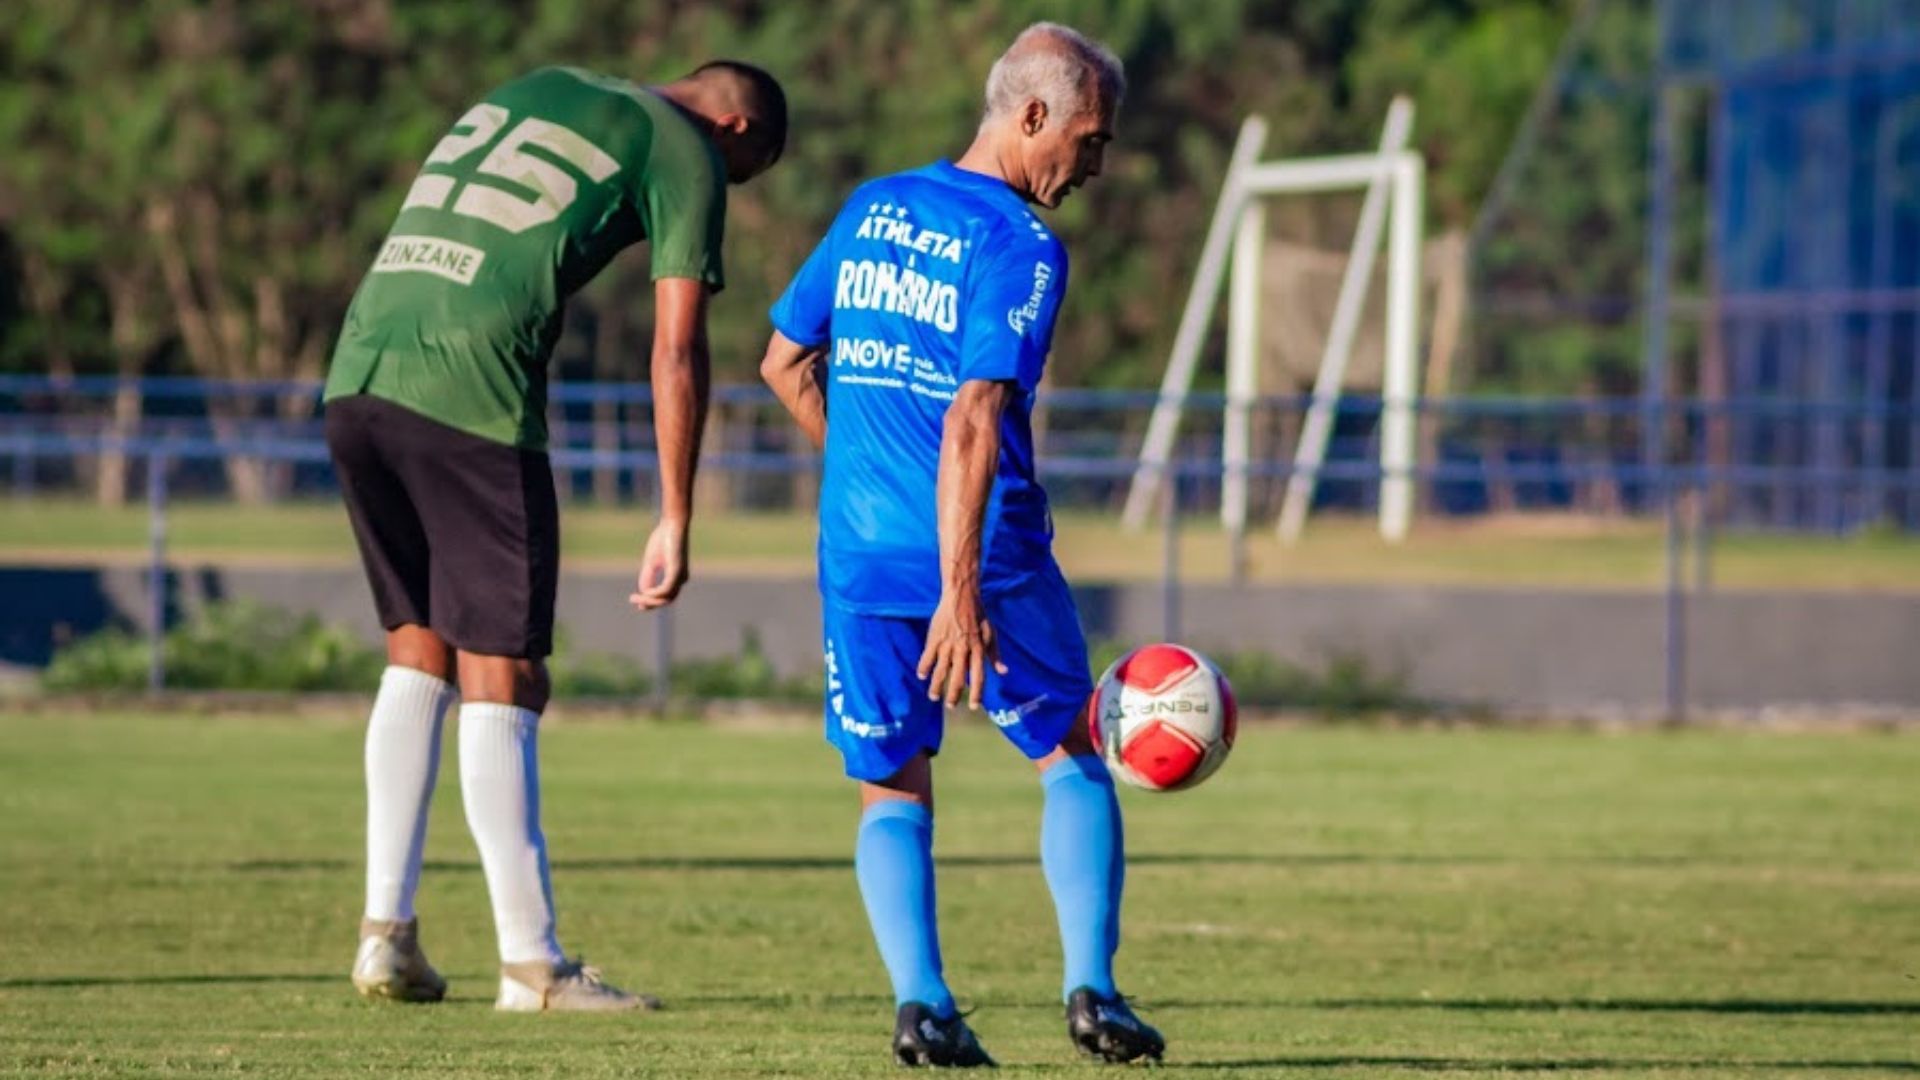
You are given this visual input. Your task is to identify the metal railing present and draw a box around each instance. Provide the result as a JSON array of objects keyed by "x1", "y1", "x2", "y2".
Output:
[{"x1": 5, "y1": 375, "x2": 1917, "y2": 532}]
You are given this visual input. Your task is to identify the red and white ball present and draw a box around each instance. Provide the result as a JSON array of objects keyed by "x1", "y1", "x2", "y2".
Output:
[{"x1": 1087, "y1": 643, "x2": 1237, "y2": 792}]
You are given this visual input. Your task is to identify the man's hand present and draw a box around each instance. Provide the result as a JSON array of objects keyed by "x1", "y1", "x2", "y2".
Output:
[
  {"x1": 917, "y1": 587, "x2": 1008, "y2": 709},
  {"x1": 630, "y1": 518, "x2": 689, "y2": 611},
  {"x1": 918, "y1": 378, "x2": 1017, "y2": 708}
]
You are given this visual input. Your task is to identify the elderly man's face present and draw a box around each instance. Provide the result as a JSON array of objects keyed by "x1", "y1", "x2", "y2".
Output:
[{"x1": 1020, "y1": 93, "x2": 1115, "y2": 209}]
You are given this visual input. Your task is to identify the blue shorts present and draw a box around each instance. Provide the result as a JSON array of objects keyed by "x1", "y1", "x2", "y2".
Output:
[{"x1": 822, "y1": 564, "x2": 1095, "y2": 782}]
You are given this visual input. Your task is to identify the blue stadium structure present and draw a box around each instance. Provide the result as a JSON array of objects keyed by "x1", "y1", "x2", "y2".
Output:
[{"x1": 1652, "y1": 0, "x2": 1920, "y2": 529}]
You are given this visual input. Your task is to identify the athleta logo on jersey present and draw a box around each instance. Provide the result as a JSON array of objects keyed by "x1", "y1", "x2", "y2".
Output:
[
  {"x1": 1006, "y1": 261, "x2": 1054, "y2": 336},
  {"x1": 835, "y1": 259, "x2": 960, "y2": 333},
  {"x1": 854, "y1": 202, "x2": 965, "y2": 264}
]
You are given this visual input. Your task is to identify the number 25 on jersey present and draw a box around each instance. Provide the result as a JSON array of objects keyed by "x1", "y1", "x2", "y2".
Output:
[{"x1": 401, "y1": 104, "x2": 619, "y2": 234}]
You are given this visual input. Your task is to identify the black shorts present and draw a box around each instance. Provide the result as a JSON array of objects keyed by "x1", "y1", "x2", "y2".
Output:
[{"x1": 325, "y1": 394, "x2": 558, "y2": 659}]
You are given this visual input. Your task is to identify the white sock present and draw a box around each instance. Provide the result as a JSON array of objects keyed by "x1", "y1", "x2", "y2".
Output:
[
  {"x1": 459, "y1": 702, "x2": 564, "y2": 965},
  {"x1": 363, "y1": 665, "x2": 457, "y2": 923}
]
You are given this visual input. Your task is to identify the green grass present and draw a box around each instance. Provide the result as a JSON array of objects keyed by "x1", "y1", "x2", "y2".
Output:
[
  {"x1": 2, "y1": 711, "x2": 1917, "y2": 1077},
  {"x1": 7, "y1": 497, "x2": 1920, "y2": 590}
]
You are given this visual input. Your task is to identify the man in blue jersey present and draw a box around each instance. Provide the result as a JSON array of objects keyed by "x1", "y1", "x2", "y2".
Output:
[{"x1": 759, "y1": 23, "x2": 1161, "y2": 1068}]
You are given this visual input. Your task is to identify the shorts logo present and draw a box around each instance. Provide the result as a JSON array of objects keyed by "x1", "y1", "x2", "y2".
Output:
[
  {"x1": 1006, "y1": 260, "x2": 1054, "y2": 336},
  {"x1": 840, "y1": 714, "x2": 896, "y2": 738},
  {"x1": 825, "y1": 640, "x2": 848, "y2": 722},
  {"x1": 826, "y1": 637, "x2": 895, "y2": 738},
  {"x1": 989, "y1": 694, "x2": 1050, "y2": 730}
]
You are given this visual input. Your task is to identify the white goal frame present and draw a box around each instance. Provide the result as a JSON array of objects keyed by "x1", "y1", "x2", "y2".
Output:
[{"x1": 1120, "y1": 99, "x2": 1426, "y2": 546}]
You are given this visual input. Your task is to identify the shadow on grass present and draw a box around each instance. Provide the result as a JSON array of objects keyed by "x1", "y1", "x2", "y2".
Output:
[
  {"x1": 4, "y1": 976, "x2": 1915, "y2": 1038},
  {"x1": 1302, "y1": 997, "x2": 1920, "y2": 1017},
  {"x1": 641, "y1": 992, "x2": 1920, "y2": 1020},
  {"x1": 228, "y1": 851, "x2": 1736, "y2": 875},
  {"x1": 0, "y1": 973, "x2": 522, "y2": 999},
  {"x1": 0, "y1": 973, "x2": 340, "y2": 989},
  {"x1": 1180, "y1": 1057, "x2": 1919, "y2": 1072}
]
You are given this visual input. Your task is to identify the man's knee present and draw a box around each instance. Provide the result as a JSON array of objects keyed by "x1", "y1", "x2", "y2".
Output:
[
  {"x1": 387, "y1": 625, "x2": 455, "y2": 682},
  {"x1": 458, "y1": 652, "x2": 549, "y2": 712},
  {"x1": 861, "y1": 752, "x2": 934, "y2": 811},
  {"x1": 1055, "y1": 718, "x2": 1097, "y2": 759},
  {"x1": 1032, "y1": 716, "x2": 1100, "y2": 775}
]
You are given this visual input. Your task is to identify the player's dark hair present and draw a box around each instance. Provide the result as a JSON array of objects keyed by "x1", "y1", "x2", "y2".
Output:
[{"x1": 692, "y1": 59, "x2": 788, "y2": 167}]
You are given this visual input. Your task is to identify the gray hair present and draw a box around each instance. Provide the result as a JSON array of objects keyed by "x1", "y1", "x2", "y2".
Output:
[{"x1": 981, "y1": 22, "x2": 1126, "y2": 125}]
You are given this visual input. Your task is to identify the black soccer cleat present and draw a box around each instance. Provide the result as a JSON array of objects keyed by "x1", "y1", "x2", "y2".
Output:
[
  {"x1": 892, "y1": 1002, "x2": 998, "y2": 1068},
  {"x1": 1065, "y1": 987, "x2": 1165, "y2": 1064}
]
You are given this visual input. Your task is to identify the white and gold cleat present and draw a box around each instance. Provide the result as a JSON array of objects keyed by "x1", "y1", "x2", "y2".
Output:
[
  {"x1": 495, "y1": 957, "x2": 660, "y2": 1013},
  {"x1": 351, "y1": 917, "x2": 448, "y2": 1003}
]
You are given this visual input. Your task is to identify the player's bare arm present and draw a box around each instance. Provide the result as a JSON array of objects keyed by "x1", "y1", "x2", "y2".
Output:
[
  {"x1": 631, "y1": 276, "x2": 712, "y2": 611},
  {"x1": 758, "y1": 330, "x2": 828, "y2": 450},
  {"x1": 918, "y1": 378, "x2": 1015, "y2": 709}
]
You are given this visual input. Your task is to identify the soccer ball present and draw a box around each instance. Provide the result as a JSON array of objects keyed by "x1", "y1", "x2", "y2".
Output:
[{"x1": 1087, "y1": 643, "x2": 1236, "y2": 792}]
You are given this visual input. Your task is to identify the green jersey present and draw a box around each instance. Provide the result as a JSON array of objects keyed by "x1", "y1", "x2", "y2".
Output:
[{"x1": 325, "y1": 66, "x2": 727, "y2": 449}]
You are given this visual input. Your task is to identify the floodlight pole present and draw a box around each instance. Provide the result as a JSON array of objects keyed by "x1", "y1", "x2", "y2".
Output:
[
  {"x1": 1277, "y1": 97, "x2": 1414, "y2": 544},
  {"x1": 1122, "y1": 116, "x2": 1268, "y2": 531}
]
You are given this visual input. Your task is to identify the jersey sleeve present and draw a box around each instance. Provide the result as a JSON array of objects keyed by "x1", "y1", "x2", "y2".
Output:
[
  {"x1": 770, "y1": 189, "x2": 877, "y2": 347},
  {"x1": 768, "y1": 221, "x2": 839, "y2": 348},
  {"x1": 957, "y1": 226, "x2": 1069, "y2": 390},
  {"x1": 639, "y1": 132, "x2": 728, "y2": 293}
]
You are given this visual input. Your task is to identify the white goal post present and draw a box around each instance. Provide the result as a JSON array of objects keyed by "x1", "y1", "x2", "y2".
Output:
[{"x1": 1120, "y1": 98, "x2": 1427, "y2": 546}]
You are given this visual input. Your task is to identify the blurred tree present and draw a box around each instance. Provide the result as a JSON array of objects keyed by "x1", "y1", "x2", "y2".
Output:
[
  {"x1": 0, "y1": 4, "x2": 169, "y2": 502},
  {"x1": 0, "y1": 0, "x2": 1609, "y2": 429},
  {"x1": 1462, "y1": 0, "x2": 1654, "y2": 397}
]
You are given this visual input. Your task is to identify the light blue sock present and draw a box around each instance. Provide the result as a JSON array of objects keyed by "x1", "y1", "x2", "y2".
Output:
[
  {"x1": 855, "y1": 800, "x2": 955, "y2": 1016},
  {"x1": 1041, "y1": 754, "x2": 1124, "y2": 1001}
]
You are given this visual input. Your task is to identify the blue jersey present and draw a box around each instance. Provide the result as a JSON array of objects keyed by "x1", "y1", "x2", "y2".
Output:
[{"x1": 770, "y1": 160, "x2": 1069, "y2": 616}]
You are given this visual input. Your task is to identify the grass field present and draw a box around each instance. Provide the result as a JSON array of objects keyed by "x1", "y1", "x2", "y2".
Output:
[
  {"x1": 7, "y1": 498, "x2": 1920, "y2": 591},
  {"x1": 2, "y1": 710, "x2": 1916, "y2": 1077}
]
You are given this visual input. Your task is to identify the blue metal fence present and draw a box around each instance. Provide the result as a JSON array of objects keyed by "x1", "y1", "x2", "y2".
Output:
[{"x1": 3, "y1": 375, "x2": 1918, "y2": 529}]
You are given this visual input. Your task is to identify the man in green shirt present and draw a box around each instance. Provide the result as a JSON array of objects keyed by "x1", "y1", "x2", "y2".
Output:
[{"x1": 324, "y1": 60, "x2": 786, "y2": 1012}]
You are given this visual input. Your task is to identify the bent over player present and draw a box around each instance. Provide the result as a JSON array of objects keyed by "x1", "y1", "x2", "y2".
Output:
[
  {"x1": 759, "y1": 23, "x2": 1162, "y2": 1066},
  {"x1": 324, "y1": 61, "x2": 785, "y2": 1011}
]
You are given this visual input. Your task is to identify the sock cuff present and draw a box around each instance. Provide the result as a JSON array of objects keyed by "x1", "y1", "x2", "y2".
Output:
[
  {"x1": 860, "y1": 799, "x2": 932, "y2": 830},
  {"x1": 381, "y1": 664, "x2": 457, "y2": 702},
  {"x1": 459, "y1": 701, "x2": 539, "y2": 727},
  {"x1": 1042, "y1": 753, "x2": 1113, "y2": 789}
]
